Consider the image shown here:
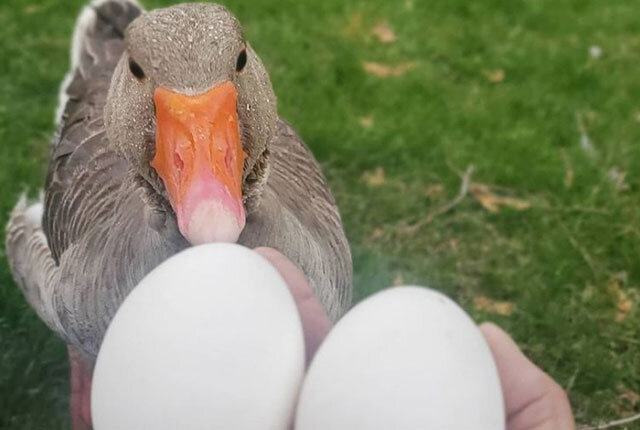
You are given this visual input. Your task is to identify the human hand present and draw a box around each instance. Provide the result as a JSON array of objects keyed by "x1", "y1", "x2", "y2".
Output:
[
  {"x1": 254, "y1": 247, "x2": 333, "y2": 363},
  {"x1": 256, "y1": 247, "x2": 575, "y2": 430},
  {"x1": 480, "y1": 322, "x2": 575, "y2": 430}
]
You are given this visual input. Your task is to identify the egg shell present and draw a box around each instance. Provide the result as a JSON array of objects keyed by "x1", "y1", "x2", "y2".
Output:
[
  {"x1": 92, "y1": 243, "x2": 305, "y2": 430},
  {"x1": 295, "y1": 286, "x2": 505, "y2": 430}
]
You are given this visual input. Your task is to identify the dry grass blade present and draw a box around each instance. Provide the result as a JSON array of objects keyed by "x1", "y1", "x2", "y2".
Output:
[
  {"x1": 372, "y1": 20, "x2": 396, "y2": 43},
  {"x1": 424, "y1": 183, "x2": 444, "y2": 199},
  {"x1": 361, "y1": 166, "x2": 386, "y2": 186},
  {"x1": 483, "y1": 68, "x2": 505, "y2": 83},
  {"x1": 617, "y1": 386, "x2": 640, "y2": 407},
  {"x1": 363, "y1": 61, "x2": 417, "y2": 77},
  {"x1": 561, "y1": 148, "x2": 574, "y2": 188},
  {"x1": 342, "y1": 11, "x2": 363, "y2": 38},
  {"x1": 473, "y1": 295, "x2": 515, "y2": 316},
  {"x1": 470, "y1": 183, "x2": 530, "y2": 212},
  {"x1": 578, "y1": 413, "x2": 640, "y2": 430},
  {"x1": 359, "y1": 116, "x2": 374, "y2": 128},
  {"x1": 607, "y1": 273, "x2": 633, "y2": 322}
]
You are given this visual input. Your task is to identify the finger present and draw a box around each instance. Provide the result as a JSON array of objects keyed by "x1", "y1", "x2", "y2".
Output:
[
  {"x1": 479, "y1": 322, "x2": 575, "y2": 430},
  {"x1": 254, "y1": 247, "x2": 332, "y2": 364},
  {"x1": 507, "y1": 379, "x2": 574, "y2": 430}
]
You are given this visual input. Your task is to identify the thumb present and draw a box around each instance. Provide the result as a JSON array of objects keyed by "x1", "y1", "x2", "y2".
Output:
[
  {"x1": 255, "y1": 247, "x2": 333, "y2": 364},
  {"x1": 479, "y1": 322, "x2": 575, "y2": 430}
]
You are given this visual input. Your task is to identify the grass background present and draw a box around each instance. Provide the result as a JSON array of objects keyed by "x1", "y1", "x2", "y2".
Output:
[{"x1": 1, "y1": 0, "x2": 640, "y2": 428}]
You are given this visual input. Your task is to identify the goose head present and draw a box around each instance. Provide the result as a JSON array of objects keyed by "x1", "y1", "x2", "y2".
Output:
[{"x1": 104, "y1": 3, "x2": 277, "y2": 244}]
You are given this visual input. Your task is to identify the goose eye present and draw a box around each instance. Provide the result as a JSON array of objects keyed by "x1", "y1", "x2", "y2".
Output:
[
  {"x1": 129, "y1": 59, "x2": 145, "y2": 80},
  {"x1": 236, "y1": 49, "x2": 247, "y2": 73}
]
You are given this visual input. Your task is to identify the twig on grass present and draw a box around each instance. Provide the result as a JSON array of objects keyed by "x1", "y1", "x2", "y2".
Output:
[
  {"x1": 561, "y1": 148, "x2": 574, "y2": 188},
  {"x1": 401, "y1": 164, "x2": 474, "y2": 234},
  {"x1": 578, "y1": 413, "x2": 640, "y2": 430}
]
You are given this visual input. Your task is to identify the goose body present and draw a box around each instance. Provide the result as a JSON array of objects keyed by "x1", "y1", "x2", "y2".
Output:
[{"x1": 6, "y1": 0, "x2": 350, "y2": 381}]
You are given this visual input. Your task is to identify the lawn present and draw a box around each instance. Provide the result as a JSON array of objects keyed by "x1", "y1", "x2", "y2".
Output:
[{"x1": 1, "y1": 0, "x2": 639, "y2": 428}]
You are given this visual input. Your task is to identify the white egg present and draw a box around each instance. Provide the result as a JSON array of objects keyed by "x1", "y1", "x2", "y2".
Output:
[
  {"x1": 295, "y1": 286, "x2": 505, "y2": 430},
  {"x1": 92, "y1": 243, "x2": 305, "y2": 430}
]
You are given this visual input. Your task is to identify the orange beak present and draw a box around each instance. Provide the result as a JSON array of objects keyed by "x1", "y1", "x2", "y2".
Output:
[{"x1": 151, "y1": 81, "x2": 246, "y2": 244}]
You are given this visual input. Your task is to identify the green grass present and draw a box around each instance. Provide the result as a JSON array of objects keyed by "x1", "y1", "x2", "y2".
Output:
[{"x1": 1, "y1": 0, "x2": 640, "y2": 428}]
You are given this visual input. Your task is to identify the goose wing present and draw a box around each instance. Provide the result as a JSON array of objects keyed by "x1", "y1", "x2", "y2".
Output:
[
  {"x1": 46, "y1": 0, "x2": 142, "y2": 262},
  {"x1": 240, "y1": 120, "x2": 353, "y2": 320},
  {"x1": 8, "y1": 0, "x2": 188, "y2": 357}
]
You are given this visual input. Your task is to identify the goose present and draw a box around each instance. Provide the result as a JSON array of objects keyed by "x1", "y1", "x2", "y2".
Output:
[{"x1": 5, "y1": 0, "x2": 352, "y2": 428}]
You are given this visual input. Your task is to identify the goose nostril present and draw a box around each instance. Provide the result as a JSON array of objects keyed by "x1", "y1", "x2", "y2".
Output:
[
  {"x1": 173, "y1": 152, "x2": 184, "y2": 172},
  {"x1": 224, "y1": 147, "x2": 232, "y2": 171}
]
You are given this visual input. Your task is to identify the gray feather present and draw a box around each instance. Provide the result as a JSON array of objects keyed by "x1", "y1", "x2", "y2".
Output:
[
  {"x1": 5, "y1": 195, "x2": 64, "y2": 337},
  {"x1": 7, "y1": 0, "x2": 352, "y2": 360},
  {"x1": 240, "y1": 121, "x2": 352, "y2": 320}
]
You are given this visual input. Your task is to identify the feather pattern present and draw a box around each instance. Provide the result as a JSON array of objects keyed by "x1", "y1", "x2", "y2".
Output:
[
  {"x1": 6, "y1": 0, "x2": 352, "y2": 359},
  {"x1": 241, "y1": 121, "x2": 352, "y2": 320},
  {"x1": 6, "y1": 196, "x2": 64, "y2": 337}
]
